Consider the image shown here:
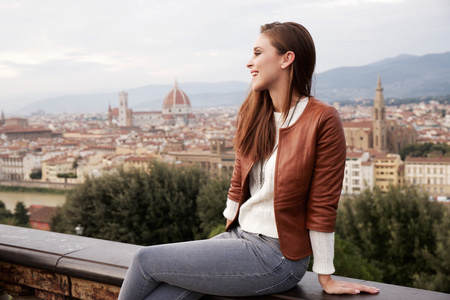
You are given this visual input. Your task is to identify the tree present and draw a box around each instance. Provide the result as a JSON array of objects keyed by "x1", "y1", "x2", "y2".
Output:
[
  {"x1": 13, "y1": 201, "x2": 30, "y2": 227},
  {"x1": 399, "y1": 143, "x2": 450, "y2": 160},
  {"x1": 0, "y1": 200, "x2": 30, "y2": 227},
  {"x1": 412, "y1": 212, "x2": 450, "y2": 293},
  {"x1": 30, "y1": 169, "x2": 42, "y2": 180},
  {"x1": 196, "y1": 175, "x2": 229, "y2": 238},
  {"x1": 51, "y1": 161, "x2": 208, "y2": 246},
  {"x1": 336, "y1": 185, "x2": 447, "y2": 290},
  {"x1": 0, "y1": 200, "x2": 13, "y2": 224}
]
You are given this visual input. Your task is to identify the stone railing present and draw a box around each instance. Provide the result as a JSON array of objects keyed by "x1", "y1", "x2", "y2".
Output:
[{"x1": 0, "y1": 224, "x2": 448, "y2": 300}]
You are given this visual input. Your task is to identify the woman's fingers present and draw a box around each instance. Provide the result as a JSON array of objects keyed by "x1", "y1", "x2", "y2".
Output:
[{"x1": 325, "y1": 280, "x2": 380, "y2": 295}]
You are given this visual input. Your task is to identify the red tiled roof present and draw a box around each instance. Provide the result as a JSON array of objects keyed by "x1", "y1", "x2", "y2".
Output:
[
  {"x1": 405, "y1": 157, "x2": 450, "y2": 163},
  {"x1": 27, "y1": 205, "x2": 58, "y2": 223},
  {"x1": 342, "y1": 121, "x2": 373, "y2": 129},
  {"x1": 163, "y1": 82, "x2": 191, "y2": 108}
]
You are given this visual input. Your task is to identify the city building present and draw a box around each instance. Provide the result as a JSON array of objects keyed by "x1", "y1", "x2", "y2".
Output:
[
  {"x1": 373, "y1": 153, "x2": 403, "y2": 192},
  {"x1": 343, "y1": 77, "x2": 417, "y2": 153},
  {"x1": 123, "y1": 155, "x2": 155, "y2": 172},
  {"x1": 5, "y1": 117, "x2": 28, "y2": 127},
  {"x1": 27, "y1": 205, "x2": 58, "y2": 231},
  {"x1": 0, "y1": 127, "x2": 53, "y2": 141},
  {"x1": 113, "y1": 80, "x2": 195, "y2": 129},
  {"x1": 343, "y1": 152, "x2": 374, "y2": 194},
  {"x1": 168, "y1": 137, "x2": 235, "y2": 177},
  {"x1": 405, "y1": 157, "x2": 450, "y2": 197},
  {"x1": 41, "y1": 156, "x2": 77, "y2": 183},
  {"x1": 0, "y1": 153, "x2": 25, "y2": 180}
]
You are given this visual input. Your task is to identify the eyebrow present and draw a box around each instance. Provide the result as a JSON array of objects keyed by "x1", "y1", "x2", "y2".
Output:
[{"x1": 253, "y1": 47, "x2": 262, "y2": 51}]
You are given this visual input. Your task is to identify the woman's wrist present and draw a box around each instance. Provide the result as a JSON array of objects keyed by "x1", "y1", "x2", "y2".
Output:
[{"x1": 318, "y1": 274, "x2": 332, "y2": 288}]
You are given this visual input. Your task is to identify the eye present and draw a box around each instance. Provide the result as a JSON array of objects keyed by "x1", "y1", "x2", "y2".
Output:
[{"x1": 254, "y1": 51, "x2": 261, "y2": 56}]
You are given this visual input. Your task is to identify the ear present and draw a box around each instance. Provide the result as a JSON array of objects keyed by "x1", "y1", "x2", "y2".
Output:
[{"x1": 281, "y1": 51, "x2": 295, "y2": 69}]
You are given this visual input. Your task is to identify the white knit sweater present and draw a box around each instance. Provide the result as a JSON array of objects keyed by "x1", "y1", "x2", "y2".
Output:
[{"x1": 223, "y1": 97, "x2": 335, "y2": 275}]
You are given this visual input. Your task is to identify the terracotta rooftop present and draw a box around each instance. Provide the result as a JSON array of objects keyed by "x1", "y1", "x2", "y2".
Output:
[
  {"x1": 27, "y1": 205, "x2": 58, "y2": 223},
  {"x1": 405, "y1": 157, "x2": 450, "y2": 163}
]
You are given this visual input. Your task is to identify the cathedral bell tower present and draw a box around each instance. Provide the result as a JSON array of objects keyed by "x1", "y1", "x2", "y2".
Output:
[
  {"x1": 373, "y1": 76, "x2": 387, "y2": 152},
  {"x1": 118, "y1": 92, "x2": 132, "y2": 127}
]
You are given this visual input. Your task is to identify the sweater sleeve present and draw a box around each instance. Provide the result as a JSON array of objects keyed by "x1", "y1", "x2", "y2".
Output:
[
  {"x1": 223, "y1": 198, "x2": 239, "y2": 221},
  {"x1": 309, "y1": 230, "x2": 335, "y2": 275}
]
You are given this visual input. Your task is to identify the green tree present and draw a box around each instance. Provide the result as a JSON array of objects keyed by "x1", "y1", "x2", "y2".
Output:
[
  {"x1": 0, "y1": 200, "x2": 13, "y2": 224},
  {"x1": 51, "y1": 161, "x2": 207, "y2": 246},
  {"x1": 399, "y1": 143, "x2": 450, "y2": 160},
  {"x1": 13, "y1": 201, "x2": 30, "y2": 227},
  {"x1": 412, "y1": 212, "x2": 450, "y2": 293},
  {"x1": 336, "y1": 185, "x2": 446, "y2": 289},
  {"x1": 30, "y1": 169, "x2": 42, "y2": 180},
  {"x1": 196, "y1": 175, "x2": 229, "y2": 238}
]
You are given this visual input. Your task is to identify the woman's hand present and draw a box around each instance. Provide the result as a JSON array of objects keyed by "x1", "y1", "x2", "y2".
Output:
[{"x1": 318, "y1": 274, "x2": 380, "y2": 295}]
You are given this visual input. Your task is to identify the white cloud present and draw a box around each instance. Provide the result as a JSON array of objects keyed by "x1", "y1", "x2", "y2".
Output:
[{"x1": 0, "y1": 0, "x2": 449, "y2": 111}]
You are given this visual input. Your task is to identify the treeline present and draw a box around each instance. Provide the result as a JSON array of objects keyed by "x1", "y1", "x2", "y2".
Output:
[
  {"x1": 399, "y1": 142, "x2": 450, "y2": 160},
  {"x1": 335, "y1": 185, "x2": 449, "y2": 293},
  {"x1": 50, "y1": 162, "x2": 450, "y2": 293},
  {"x1": 0, "y1": 201, "x2": 30, "y2": 227},
  {"x1": 51, "y1": 161, "x2": 228, "y2": 244}
]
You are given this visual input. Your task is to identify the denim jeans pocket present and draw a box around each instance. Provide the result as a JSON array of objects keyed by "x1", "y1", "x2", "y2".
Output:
[{"x1": 255, "y1": 272, "x2": 300, "y2": 295}]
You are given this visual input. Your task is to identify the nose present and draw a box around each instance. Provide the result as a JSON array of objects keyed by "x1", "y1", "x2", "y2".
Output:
[{"x1": 246, "y1": 58, "x2": 253, "y2": 69}]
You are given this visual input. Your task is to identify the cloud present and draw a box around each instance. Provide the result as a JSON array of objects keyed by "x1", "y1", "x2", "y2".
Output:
[{"x1": 0, "y1": 0, "x2": 449, "y2": 112}]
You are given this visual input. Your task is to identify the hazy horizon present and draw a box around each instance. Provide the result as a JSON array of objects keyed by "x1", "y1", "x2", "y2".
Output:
[{"x1": 1, "y1": 0, "x2": 449, "y2": 112}]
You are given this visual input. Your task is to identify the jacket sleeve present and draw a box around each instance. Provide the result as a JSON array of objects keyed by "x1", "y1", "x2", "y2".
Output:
[
  {"x1": 227, "y1": 151, "x2": 242, "y2": 203},
  {"x1": 306, "y1": 106, "x2": 346, "y2": 232}
]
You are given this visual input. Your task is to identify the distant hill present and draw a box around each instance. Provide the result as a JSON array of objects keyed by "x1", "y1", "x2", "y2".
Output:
[
  {"x1": 315, "y1": 52, "x2": 450, "y2": 101},
  {"x1": 16, "y1": 81, "x2": 250, "y2": 114},
  {"x1": 15, "y1": 52, "x2": 450, "y2": 114}
]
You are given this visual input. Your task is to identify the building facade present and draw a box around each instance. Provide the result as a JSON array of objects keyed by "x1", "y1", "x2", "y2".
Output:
[
  {"x1": 168, "y1": 138, "x2": 235, "y2": 177},
  {"x1": 113, "y1": 80, "x2": 195, "y2": 128},
  {"x1": 373, "y1": 153, "x2": 403, "y2": 192},
  {"x1": 405, "y1": 157, "x2": 450, "y2": 197},
  {"x1": 343, "y1": 77, "x2": 417, "y2": 153},
  {"x1": 343, "y1": 152, "x2": 374, "y2": 194}
]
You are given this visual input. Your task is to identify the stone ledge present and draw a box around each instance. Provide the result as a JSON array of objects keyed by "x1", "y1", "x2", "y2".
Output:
[{"x1": 1, "y1": 225, "x2": 448, "y2": 300}]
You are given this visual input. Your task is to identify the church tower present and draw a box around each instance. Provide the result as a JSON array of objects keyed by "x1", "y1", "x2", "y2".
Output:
[
  {"x1": 373, "y1": 76, "x2": 387, "y2": 152},
  {"x1": 118, "y1": 92, "x2": 131, "y2": 127},
  {"x1": 107, "y1": 103, "x2": 113, "y2": 127}
]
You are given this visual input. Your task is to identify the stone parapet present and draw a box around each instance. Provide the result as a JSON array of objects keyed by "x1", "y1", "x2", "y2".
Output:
[{"x1": 0, "y1": 225, "x2": 448, "y2": 299}]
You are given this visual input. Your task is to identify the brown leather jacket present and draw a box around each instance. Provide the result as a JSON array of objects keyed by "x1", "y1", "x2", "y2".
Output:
[{"x1": 226, "y1": 98, "x2": 346, "y2": 260}]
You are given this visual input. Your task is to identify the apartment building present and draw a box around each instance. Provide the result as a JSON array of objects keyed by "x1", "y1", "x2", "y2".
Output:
[
  {"x1": 168, "y1": 138, "x2": 235, "y2": 177},
  {"x1": 405, "y1": 157, "x2": 450, "y2": 197},
  {"x1": 41, "y1": 156, "x2": 77, "y2": 183},
  {"x1": 0, "y1": 154, "x2": 25, "y2": 180},
  {"x1": 343, "y1": 152, "x2": 374, "y2": 194},
  {"x1": 373, "y1": 153, "x2": 403, "y2": 192}
]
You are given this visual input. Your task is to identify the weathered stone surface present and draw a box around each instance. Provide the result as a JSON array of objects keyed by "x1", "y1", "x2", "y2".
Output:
[
  {"x1": 0, "y1": 280, "x2": 34, "y2": 296},
  {"x1": 71, "y1": 278, "x2": 120, "y2": 300},
  {"x1": 0, "y1": 262, "x2": 70, "y2": 296},
  {"x1": 35, "y1": 289, "x2": 66, "y2": 300}
]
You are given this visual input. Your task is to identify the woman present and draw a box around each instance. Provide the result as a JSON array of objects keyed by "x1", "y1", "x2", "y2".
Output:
[{"x1": 118, "y1": 21, "x2": 380, "y2": 299}]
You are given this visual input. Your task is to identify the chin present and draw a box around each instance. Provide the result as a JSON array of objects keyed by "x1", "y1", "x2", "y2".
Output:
[{"x1": 251, "y1": 83, "x2": 265, "y2": 93}]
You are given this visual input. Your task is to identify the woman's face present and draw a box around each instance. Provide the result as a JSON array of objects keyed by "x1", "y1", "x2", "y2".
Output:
[{"x1": 247, "y1": 34, "x2": 285, "y2": 93}]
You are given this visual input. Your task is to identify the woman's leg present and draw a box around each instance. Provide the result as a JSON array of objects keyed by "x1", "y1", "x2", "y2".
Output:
[{"x1": 118, "y1": 227, "x2": 309, "y2": 300}]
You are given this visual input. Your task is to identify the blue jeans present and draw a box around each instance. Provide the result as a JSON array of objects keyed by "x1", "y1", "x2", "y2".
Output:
[{"x1": 118, "y1": 226, "x2": 309, "y2": 300}]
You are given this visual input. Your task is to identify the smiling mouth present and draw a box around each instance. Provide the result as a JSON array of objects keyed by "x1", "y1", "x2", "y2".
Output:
[{"x1": 251, "y1": 71, "x2": 258, "y2": 78}]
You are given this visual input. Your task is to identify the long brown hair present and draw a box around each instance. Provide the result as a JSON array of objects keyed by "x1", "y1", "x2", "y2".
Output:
[{"x1": 234, "y1": 22, "x2": 316, "y2": 161}]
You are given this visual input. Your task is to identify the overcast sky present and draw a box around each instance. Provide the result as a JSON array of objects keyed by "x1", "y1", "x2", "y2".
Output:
[{"x1": 0, "y1": 0, "x2": 449, "y2": 112}]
